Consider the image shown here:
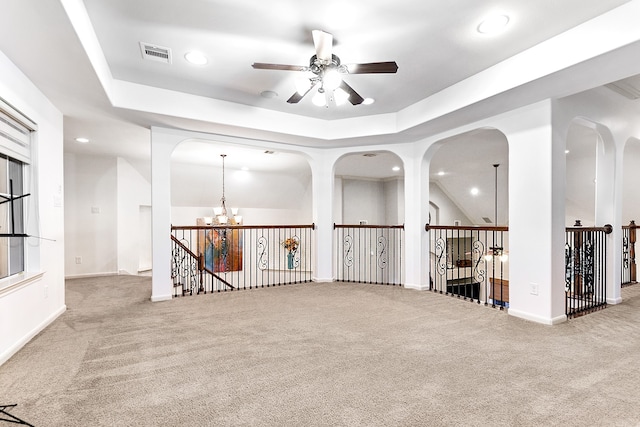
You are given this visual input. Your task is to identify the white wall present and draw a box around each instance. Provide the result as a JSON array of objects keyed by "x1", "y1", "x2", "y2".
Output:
[
  {"x1": 429, "y1": 182, "x2": 472, "y2": 225},
  {"x1": 117, "y1": 157, "x2": 151, "y2": 274},
  {"x1": 0, "y1": 50, "x2": 65, "y2": 365},
  {"x1": 170, "y1": 161, "x2": 312, "y2": 226},
  {"x1": 342, "y1": 178, "x2": 385, "y2": 224},
  {"x1": 171, "y1": 162, "x2": 312, "y2": 216},
  {"x1": 384, "y1": 178, "x2": 404, "y2": 225},
  {"x1": 64, "y1": 153, "x2": 118, "y2": 277}
]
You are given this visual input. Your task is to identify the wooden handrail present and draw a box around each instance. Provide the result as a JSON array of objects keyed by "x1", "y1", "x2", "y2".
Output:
[
  {"x1": 172, "y1": 235, "x2": 235, "y2": 290},
  {"x1": 202, "y1": 266, "x2": 235, "y2": 290},
  {"x1": 334, "y1": 224, "x2": 405, "y2": 229},
  {"x1": 425, "y1": 224, "x2": 508, "y2": 232},
  {"x1": 566, "y1": 224, "x2": 613, "y2": 234},
  {"x1": 171, "y1": 235, "x2": 198, "y2": 259}
]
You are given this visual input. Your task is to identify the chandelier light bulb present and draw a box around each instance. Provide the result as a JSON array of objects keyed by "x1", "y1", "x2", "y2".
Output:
[
  {"x1": 312, "y1": 90, "x2": 327, "y2": 107},
  {"x1": 323, "y1": 68, "x2": 342, "y2": 91},
  {"x1": 333, "y1": 87, "x2": 349, "y2": 106}
]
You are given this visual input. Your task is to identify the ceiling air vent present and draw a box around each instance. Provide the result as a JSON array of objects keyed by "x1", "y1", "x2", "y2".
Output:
[
  {"x1": 482, "y1": 217, "x2": 493, "y2": 223},
  {"x1": 139, "y1": 42, "x2": 172, "y2": 64}
]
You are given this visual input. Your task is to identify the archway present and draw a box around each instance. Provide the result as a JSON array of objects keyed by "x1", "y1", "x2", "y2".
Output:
[
  {"x1": 333, "y1": 150, "x2": 404, "y2": 285},
  {"x1": 622, "y1": 137, "x2": 640, "y2": 285},
  {"x1": 425, "y1": 128, "x2": 509, "y2": 305}
]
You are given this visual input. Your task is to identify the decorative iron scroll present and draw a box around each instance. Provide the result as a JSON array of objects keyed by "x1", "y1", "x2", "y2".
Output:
[
  {"x1": 291, "y1": 234, "x2": 301, "y2": 269},
  {"x1": 343, "y1": 234, "x2": 354, "y2": 267},
  {"x1": 172, "y1": 239, "x2": 199, "y2": 294},
  {"x1": 623, "y1": 235, "x2": 630, "y2": 269},
  {"x1": 377, "y1": 235, "x2": 388, "y2": 269},
  {"x1": 565, "y1": 235, "x2": 595, "y2": 294},
  {"x1": 257, "y1": 236, "x2": 268, "y2": 271},
  {"x1": 583, "y1": 237, "x2": 594, "y2": 294},
  {"x1": 435, "y1": 237, "x2": 447, "y2": 276},
  {"x1": 472, "y1": 239, "x2": 486, "y2": 283},
  {"x1": 564, "y1": 243, "x2": 572, "y2": 292}
]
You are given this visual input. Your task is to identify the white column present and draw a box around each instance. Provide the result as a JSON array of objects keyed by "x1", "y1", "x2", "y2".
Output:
[
  {"x1": 309, "y1": 152, "x2": 336, "y2": 282},
  {"x1": 401, "y1": 149, "x2": 430, "y2": 290},
  {"x1": 150, "y1": 128, "x2": 183, "y2": 301},
  {"x1": 500, "y1": 101, "x2": 567, "y2": 324}
]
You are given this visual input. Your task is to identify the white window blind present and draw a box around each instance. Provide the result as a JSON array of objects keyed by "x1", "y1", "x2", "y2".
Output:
[{"x1": 0, "y1": 97, "x2": 36, "y2": 164}]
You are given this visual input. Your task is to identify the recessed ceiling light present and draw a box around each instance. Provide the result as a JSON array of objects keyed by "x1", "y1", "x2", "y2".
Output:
[
  {"x1": 565, "y1": 150, "x2": 570, "y2": 154},
  {"x1": 477, "y1": 14, "x2": 510, "y2": 35},
  {"x1": 184, "y1": 51, "x2": 207, "y2": 65},
  {"x1": 362, "y1": 98, "x2": 375, "y2": 105},
  {"x1": 261, "y1": 90, "x2": 278, "y2": 99},
  {"x1": 438, "y1": 171, "x2": 445, "y2": 176},
  {"x1": 75, "y1": 137, "x2": 89, "y2": 143},
  {"x1": 241, "y1": 166, "x2": 249, "y2": 171},
  {"x1": 471, "y1": 187, "x2": 479, "y2": 196},
  {"x1": 392, "y1": 166, "x2": 400, "y2": 172}
]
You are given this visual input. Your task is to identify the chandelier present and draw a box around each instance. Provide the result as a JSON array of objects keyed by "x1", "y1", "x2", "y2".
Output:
[
  {"x1": 295, "y1": 54, "x2": 351, "y2": 107},
  {"x1": 204, "y1": 154, "x2": 242, "y2": 225}
]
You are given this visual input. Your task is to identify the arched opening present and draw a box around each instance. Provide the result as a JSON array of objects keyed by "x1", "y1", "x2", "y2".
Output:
[
  {"x1": 622, "y1": 137, "x2": 640, "y2": 285},
  {"x1": 563, "y1": 117, "x2": 616, "y2": 315},
  {"x1": 333, "y1": 150, "x2": 404, "y2": 285},
  {"x1": 168, "y1": 139, "x2": 315, "y2": 293},
  {"x1": 425, "y1": 128, "x2": 509, "y2": 307}
]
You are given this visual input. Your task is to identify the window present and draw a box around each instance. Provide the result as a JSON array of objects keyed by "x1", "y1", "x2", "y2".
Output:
[
  {"x1": 0, "y1": 97, "x2": 34, "y2": 279},
  {"x1": 0, "y1": 155, "x2": 24, "y2": 278}
]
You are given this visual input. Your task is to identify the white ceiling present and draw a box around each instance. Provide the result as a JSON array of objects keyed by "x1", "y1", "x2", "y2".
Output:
[
  {"x1": 1, "y1": 0, "x2": 640, "y2": 224},
  {"x1": 82, "y1": 0, "x2": 630, "y2": 121}
]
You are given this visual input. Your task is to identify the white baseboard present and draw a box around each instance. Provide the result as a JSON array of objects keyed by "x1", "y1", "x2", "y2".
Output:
[
  {"x1": 0, "y1": 304, "x2": 66, "y2": 366},
  {"x1": 312, "y1": 277, "x2": 335, "y2": 283},
  {"x1": 607, "y1": 296, "x2": 623, "y2": 305},
  {"x1": 508, "y1": 308, "x2": 567, "y2": 325},
  {"x1": 404, "y1": 283, "x2": 431, "y2": 291},
  {"x1": 150, "y1": 294, "x2": 173, "y2": 302},
  {"x1": 64, "y1": 271, "x2": 119, "y2": 280}
]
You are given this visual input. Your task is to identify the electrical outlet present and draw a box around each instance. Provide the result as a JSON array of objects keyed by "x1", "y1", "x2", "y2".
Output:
[
  {"x1": 530, "y1": 283, "x2": 539, "y2": 296},
  {"x1": 75, "y1": 256, "x2": 82, "y2": 264}
]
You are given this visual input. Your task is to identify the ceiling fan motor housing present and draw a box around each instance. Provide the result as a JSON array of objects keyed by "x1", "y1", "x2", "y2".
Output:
[{"x1": 309, "y1": 54, "x2": 345, "y2": 74}]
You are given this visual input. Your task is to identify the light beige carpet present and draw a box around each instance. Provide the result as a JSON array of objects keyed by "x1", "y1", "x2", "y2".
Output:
[{"x1": 2, "y1": 275, "x2": 640, "y2": 426}]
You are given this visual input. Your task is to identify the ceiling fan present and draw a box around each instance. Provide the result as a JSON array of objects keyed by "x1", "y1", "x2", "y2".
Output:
[{"x1": 252, "y1": 30, "x2": 398, "y2": 107}]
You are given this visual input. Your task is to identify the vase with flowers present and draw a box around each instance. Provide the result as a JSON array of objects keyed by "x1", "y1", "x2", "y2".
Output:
[{"x1": 282, "y1": 237, "x2": 299, "y2": 269}]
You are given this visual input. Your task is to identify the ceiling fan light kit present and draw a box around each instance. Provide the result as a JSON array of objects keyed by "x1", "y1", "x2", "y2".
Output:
[{"x1": 252, "y1": 30, "x2": 398, "y2": 107}]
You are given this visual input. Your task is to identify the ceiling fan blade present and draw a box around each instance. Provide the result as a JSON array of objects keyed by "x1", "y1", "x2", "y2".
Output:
[
  {"x1": 346, "y1": 61, "x2": 399, "y2": 74},
  {"x1": 252, "y1": 63, "x2": 307, "y2": 71},
  {"x1": 339, "y1": 81, "x2": 365, "y2": 105},
  {"x1": 286, "y1": 82, "x2": 318, "y2": 104},
  {"x1": 312, "y1": 30, "x2": 333, "y2": 63}
]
